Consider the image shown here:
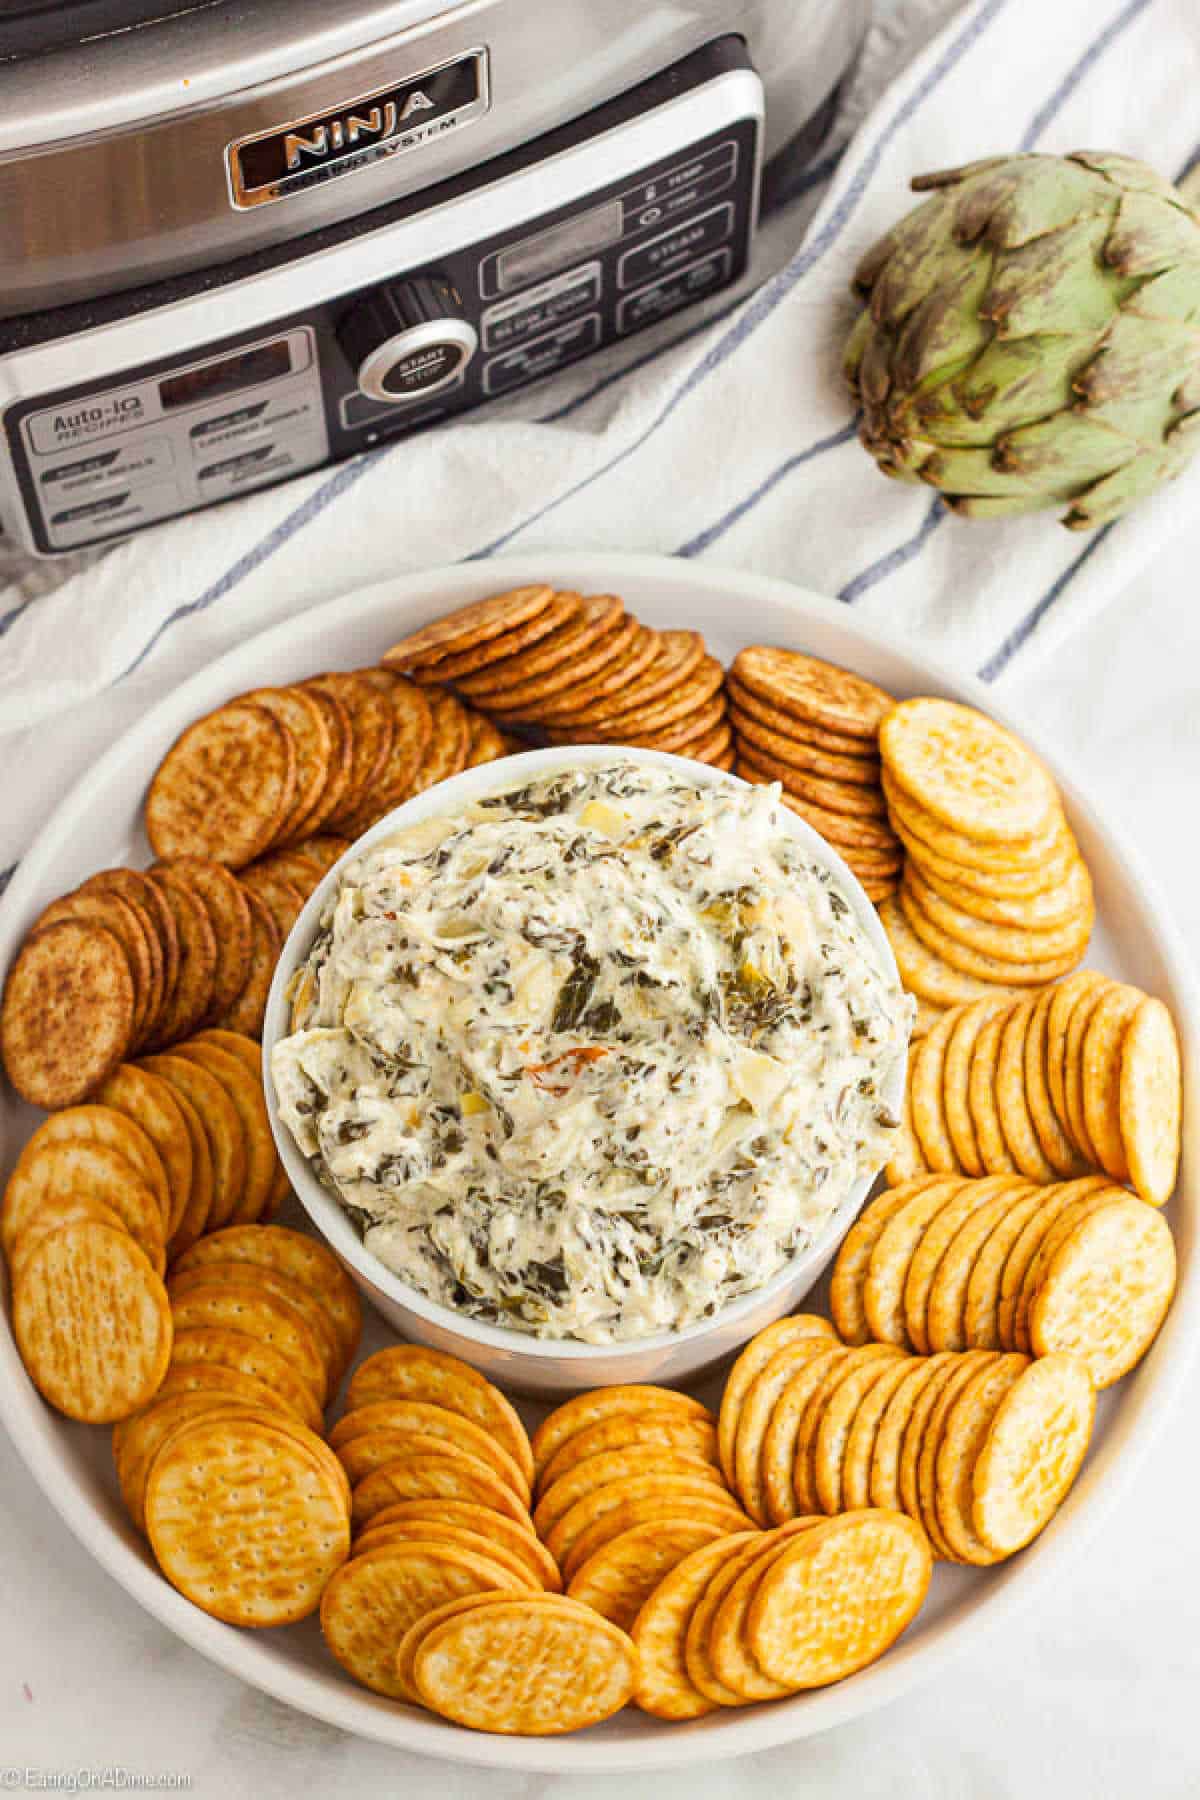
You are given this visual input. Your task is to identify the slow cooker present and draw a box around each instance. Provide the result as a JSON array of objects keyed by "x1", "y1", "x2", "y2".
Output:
[{"x1": 0, "y1": 1, "x2": 870, "y2": 555}]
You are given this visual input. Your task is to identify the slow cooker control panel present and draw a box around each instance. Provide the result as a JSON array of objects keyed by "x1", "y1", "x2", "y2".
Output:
[{"x1": 0, "y1": 38, "x2": 762, "y2": 555}]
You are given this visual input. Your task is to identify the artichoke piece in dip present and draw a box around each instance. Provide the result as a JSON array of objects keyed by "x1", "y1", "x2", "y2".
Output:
[{"x1": 271, "y1": 760, "x2": 912, "y2": 1344}]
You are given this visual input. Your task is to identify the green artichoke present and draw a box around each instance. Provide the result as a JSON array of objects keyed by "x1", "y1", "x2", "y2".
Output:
[{"x1": 844, "y1": 151, "x2": 1200, "y2": 528}]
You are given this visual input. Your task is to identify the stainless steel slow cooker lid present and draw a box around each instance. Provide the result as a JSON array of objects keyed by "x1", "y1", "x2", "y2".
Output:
[{"x1": 0, "y1": 0, "x2": 870, "y2": 318}]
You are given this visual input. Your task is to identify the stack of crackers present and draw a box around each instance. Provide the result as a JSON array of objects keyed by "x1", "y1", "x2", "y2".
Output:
[
  {"x1": 384, "y1": 586, "x2": 733, "y2": 767},
  {"x1": 888, "y1": 976, "x2": 1182, "y2": 1207},
  {"x1": 831, "y1": 1177, "x2": 1175, "y2": 1388},
  {"x1": 878, "y1": 698, "x2": 1093, "y2": 1018},
  {"x1": 530, "y1": 1386, "x2": 750, "y2": 1628},
  {"x1": 727, "y1": 648, "x2": 900, "y2": 903},
  {"x1": 718, "y1": 1314, "x2": 1098, "y2": 1567},
  {"x1": 320, "y1": 1345, "x2": 561, "y2": 1708}
]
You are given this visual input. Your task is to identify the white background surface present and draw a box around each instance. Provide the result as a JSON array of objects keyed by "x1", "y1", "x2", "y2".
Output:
[{"x1": 0, "y1": 536, "x2": 1197, "y2": 1796}]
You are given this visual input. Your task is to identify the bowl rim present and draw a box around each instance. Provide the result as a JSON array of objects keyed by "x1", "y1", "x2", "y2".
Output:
[{"x1": 261, "y1": 743, "x2": 908, "y2": 1363}]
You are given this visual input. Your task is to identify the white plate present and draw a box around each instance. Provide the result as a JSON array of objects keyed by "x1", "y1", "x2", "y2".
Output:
[{"x1": 0, "y1": 553, "x2": 1195, "y2": 1773}]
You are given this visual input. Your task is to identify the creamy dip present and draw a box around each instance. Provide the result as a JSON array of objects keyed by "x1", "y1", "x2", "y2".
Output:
[{"x1": 271, "y1": 761, "x2": 912, "y2": 1343}]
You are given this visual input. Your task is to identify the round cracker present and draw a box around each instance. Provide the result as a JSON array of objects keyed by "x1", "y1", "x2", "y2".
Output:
[
  {"x1": 545, "y1": 1476, "x2": 744, "y2": 1572},
  {"x1": 868, "y1": 1352, "x2": 955, "y2": 1511},
  {"x1": 141, "y1": 868, "x2": 217, "y2": 1047},
  {"x1": 934, "y1": 1353, "x2": 1030, "y2": 1565},
  {"x1": 153, "y1": 858, "x2": 253, "y2": 1025},
  {"x1": 737, "y1": 747, "x2": 888, "y2": 820},
  {"x1": 413, "y1": 1594, "x2": 637, "y2": 1733},
  {"x1": 169, "y1": 1262, "x2": 340, "y2": 1395},
  {"x1": 19, "y1": 1104, "x2": 170, "y2": 1231},
  {"x1": 631, "y1": 1532, "x2": 749, "y2": 1720},
  {"x1": 995, "y1": 1176, "x2": 1112, "y2": 1350},
  {"x1": 531, "y1": 1383, "x2": 708, "y2": 1484},
  {"x1": 406, "y1": 690, "x2": 472, "y2": 795},
  {"x1": 145, "y1": 701, "x2": 295, "y2": 867},
  {"x1": 897, "y1": 1355, "x2": 968, "y2": 1528},
  {"x1": 1119, "y1": 996, "x2": 1182, "y2": 1206},
  {"x1": 747, "y1": 1512, "x2": 931, "y2": 1688},
  {"x1": 416, "y1": 590, "x2": 585, "y2": 686},
  {"x1": 881, "y1": 699, "x2": 1057, "y2": 843},
  {"x1": 729, "y1": 707, "x2": 882, "y2": 785},
  {"x1": 1081, "y1": 983, "x2": 1142, "y2": 1180},
  {"x1": 214, "y1": 888, "x2": 279, "y2": 1040},
  {"x1": 943, "y1": 999, "x2": 1003, "y2": 1175},
  {"x1": 346, "y1": 1344, "x2": 530, "y2": 1484},
  {"x1": 903, "y1": 1176, "x2": 1026, "y2": 1354},
  {"x1": 154, "y1": 1358, "x2": 309, "y2": 1423},
  {"x1": 625, "y1": 694, "x2": 729, "y2": 755},
  {"x1": 900, "y1": 881, "x2": 1081, "y2": 987},
  {"x1": 883, "y1": 772, "x2": 1063, "y2": 872},
  {"x1": 289, "y1": 685, "x2": 354, "y2": 836},
  {"x1": 686, "y1": 1522, "x2": 820, "y2": 1705},
  {"x1": 535, "y1": 1449, "x2": 723, "y2": 1542},
  {"x1": 830, "y1": 1184, "x2": 939, "y2": 1346},
  {"x1": 352, "y1": 1452, "x2": 530, "y2": 1530},
  {"x1": 926, "y1": 1183, "x2": 1035, "y2": 1354},
  {"x1": 757, "y1": 1344, "x2": 851, "y2": 1524},
  {"x1": 83, "y1": 871, "x2": 178, "y2": 1049},
  {"x1": 167, "y1": 1279, "x2": 328, "y2": 1404},
  {"x1": 1, "y1": 919, "x2": 134, "y2": 1108},
  {"x1": 716, "y1": 1315, "x2": 835, "y2": 1484},
  {"x1": 792, "y1": 1346, "x2": 899, "y2": 1515},
  {"x1": 972, "y1": 1355, "x2": 1095, "y2": 1555},
  {"x1": 13, "y1": 1221, "x2": 171, "y2": 1423},
  {"x1": 564, "y1": 630, "x2": 707, "y2": 726},
  {"x1": 382, "y1": 585, "x2": 555, "y2": 674},
  {"x1": 863, "y1": 1176, "x2": 964, "y2": 1345},
  {"x1": 172, "y1": 1040, "x2": 277, "y2": 1225},
  {"x1": 146, "y1": 1412, "x2": 348, "y2": 1625},
  {"x1": 236, "y1": 686, "x2": 333, "y2": 844},
  {"x1": 2, "y1": 1138, "x2": 164, "y2": 1266},
  {"x1": 302, "y1": 673, "x2": 395, "y2": 828},
  {"x1": 879, "y1": 897, "x2": 1027, "y2": 1010},
  {"x1": 567, "y1": 1518, "x2": 728, "y2": 1633},
  {"x1": 1029, "y1": 1198, "x2": 1176, "y2": 1387},
  {"x1": 521, "y1": 622, "x2": 661, "y2": 721},
  {"x1": 559, "y1": 1492, "x2": 746, "y2": 1585},
  {"x1": 913, "y1": 1350, "x2": 995, "y2": 1558},
  {"x1": 1062, "y1": 978, "x2": 1117, "y2": 1167},
  {"x1": 538, "y1": 1412, "x2": 718, "y2": 1493},
  {"x1": 885, "y1": 1086, "x2": 931, "y2": 1187},
  {"x1": 36, "y1": 889, "x2": 151, "y2": 1046},
  {"x1": 176, "y1": 1222, "x2": 361, "y2": 1379},
  {"x1": 917, "y1": 851, "x2": 1092, "y2": 930},
  {"x1": 1024, "y1": 985, "x2": 1087, "y2": 1177},
  {"x1": 160, "y1": 1080, "x2": 214, "y2": 1258},
  {"x1": 1045, "y1": 970, "x2": 1106, "y2": 1150},
  {"x1": 732, "y1": 648, "x2": 892, "y2": 739},
  {"x1": 455, "y1": 595, "x2": 624, "y2": 697},
  {"x1": 332, "y1": 1403, "x2": 529, "y2": 1502},
  {"x1": 140, "y1": 1051, "x2": 247, "y2": 1230},
  {"x1": 967, "y1": 1005, "x2": 1020, "y2": 1177},
  {"x1": 962, "y1": 1185, "x2": 1048, "y2": 1351},
  {"x1": 9, "y1": 1192, "x2": 145, "y2": 1282},
  {"x1": 168, "y1": 1324, "x2": 323, "y2": 1432},
  {"x1": 582, "y1": 658, "x2": 727, "y2": 741},
  {"x1": 812, "y1": 1349, "x2": 908, "y2": 1514},
  {"x1": 237, "y1": 863, "x2": 305, "y2": 947},
  {"x1": 1013, "y1": 1188, "x2": 1126, "y2": 1354},
  {"x1": 350, "y1": 1519, "x2": 539, "y2": 1592},
  {"x1": 994, "y1": 999, "x2": 1057, "y2": 1182},
  {"x1": 905, "y1": 864, "x2": 1093, "y2": 964},
  {"x1": 909, "y1": 1010, "x2": 961, "y2": 1172},
  {"x1": 839, "y1": 1353, "x2": 920, "y2": 1511},
  {"x1": 358, "y1": 1502, "x2": 559, "y2": 1591}
]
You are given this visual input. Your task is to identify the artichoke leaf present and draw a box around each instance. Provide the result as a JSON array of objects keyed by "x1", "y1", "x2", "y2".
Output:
[
  {"x1": 1106, "y1": 192, "x2": 1200, "y2": 278},
  {"x1": 910, "y1": 156, "x2": 1013, "y2": 192},
  {"x1": 857, "y1": 324, "x2": 894, "y2": 408},
  {"x1": 844, "y1": 307, "x2": 873, "y2": 387},
  {"x1": 921, "y1": 445, "x2": 1073, "y2": 500},
  {"x1": 1064, "y1": 444, "x2": 1181, "y2": 529},
  {"x1": 948, "y1": 490, "x2": 1070, "y2": 519},
  {"x1": 1071, "y1": 150, "x2": 1196, "y2": 206},
  {"x1": 953, "y1": 155, "x2": 1110, "y2": 250},
  {"x1": 983, "y1": 213, "x2": 1123, "y2": 337},
  {"x1": 1128, "y1": 262, "x2": 1200, "y2": 325},
  {"x1": 922, "y1": 332, "x2": 1100, "y2": 447},
  {"x1": 854, "y1": 192, "x2": 953, "y2": 306},
  {"x1": 994, "y1": 410, "x2": 1138, "y2": 483},
  {"x1": 1073, "y1": 310, "x2": 1200, "y2": 430},
  {"x1": 866, "y1": 198, "x2": 963, "y2": 329},
  {"x1": 891, "y1": 253, "x2": 992, "y2": 391}
]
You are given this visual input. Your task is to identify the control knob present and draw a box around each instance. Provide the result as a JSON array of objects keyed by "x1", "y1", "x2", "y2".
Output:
[{"x1": 338, "y1": 276, "x2": 477, "y2": 404}]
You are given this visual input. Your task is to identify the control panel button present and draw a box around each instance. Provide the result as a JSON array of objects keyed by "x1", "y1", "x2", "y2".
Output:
[
  {"x1": 482, "y1": 263, "x2": 601, "y2": 353},
  {"x1": 617, "y1": 249, "x2": 733, "y2": 334},
  {"x1": 482, "y1": 314, "x2": 601, "y2": 397},
  {"x1": 617, "y1": 203, "x2": 735, "y2": 292},
  {"x1": 338, "y1": 275, "x2": 478, "y2": 403}
]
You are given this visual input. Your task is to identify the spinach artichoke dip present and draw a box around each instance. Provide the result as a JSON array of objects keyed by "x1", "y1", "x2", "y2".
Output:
[{"x1": 271, "y1": 761, "x2": 912, "y2": 1344}]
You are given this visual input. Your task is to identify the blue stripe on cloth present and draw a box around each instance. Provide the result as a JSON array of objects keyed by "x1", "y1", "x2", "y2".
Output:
[
  {"x1": 1019, "y1": 0, "x2": 1153, "y2": 149},
  {"x1": 463, "y1": 0, "x2": 1012, "y2": 561},
  {"x1": 977, "y1": 525, "x2": 1114, "y2": 680},
  {"x1": 117, "y1": 453, "x2": 377, "y2": 681},
  {"x1": 840, "y1": 496, "x2": 946, "y2": 602},
  {"x1": 0, "y1": 592, "x2": 37, "y2": 640},
  {"x1": 0, "y1": 861, "x2": 16, "y2": 897},
  {"x1": 674, "y1": 420, "x2": 859, "y2": 557}
]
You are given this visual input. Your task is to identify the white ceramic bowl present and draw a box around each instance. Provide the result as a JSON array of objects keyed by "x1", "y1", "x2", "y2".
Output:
[{"x1": 262, "y1": 744, "x2": 907, "y2": 1396}]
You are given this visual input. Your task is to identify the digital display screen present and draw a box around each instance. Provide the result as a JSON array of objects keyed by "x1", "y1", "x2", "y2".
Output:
[
  {"x1": 159, "y1": 341, "x2": 292, "y2": 411},
  {"x1": 496, "y1": 201, "x2": 623, "y2": 294}
]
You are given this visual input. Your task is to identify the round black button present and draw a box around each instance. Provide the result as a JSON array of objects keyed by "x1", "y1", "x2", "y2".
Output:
[{"x1": 338, "y1": 276, "x2": 478, "y2": 405}]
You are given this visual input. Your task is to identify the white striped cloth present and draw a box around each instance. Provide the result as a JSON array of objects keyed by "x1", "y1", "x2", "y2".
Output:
[{"x1": 2, "y1": 0, "x2": 1199, "y2": 889}]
